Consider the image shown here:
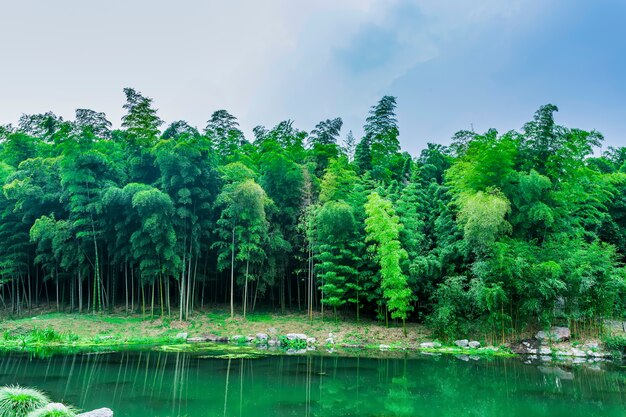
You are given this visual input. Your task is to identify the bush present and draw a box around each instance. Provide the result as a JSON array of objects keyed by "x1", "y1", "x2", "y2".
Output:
[
  {"x1": 603, "y1": 335, "x2": 626, "y2": 354},
  {"x1": 27, "y1": 403, "x2": 76, "y2": 417},
  {"x1": 0, "y1": 386, "x2": 50, "y2": 417}
]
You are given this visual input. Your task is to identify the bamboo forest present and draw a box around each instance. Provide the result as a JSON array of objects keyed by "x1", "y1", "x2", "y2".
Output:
[{"x1": 0, "y1": 90, "x2": 624, "y2": 341}]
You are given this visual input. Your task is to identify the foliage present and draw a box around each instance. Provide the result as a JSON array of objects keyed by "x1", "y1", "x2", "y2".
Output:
[{"x1": 0, "y1": 90, "x2": 624, "y2": 339}]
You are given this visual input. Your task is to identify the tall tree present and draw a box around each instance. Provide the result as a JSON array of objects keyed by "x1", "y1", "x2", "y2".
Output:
[{"x1": 364, "y1": 192, "x2": 412, "y2": 334}]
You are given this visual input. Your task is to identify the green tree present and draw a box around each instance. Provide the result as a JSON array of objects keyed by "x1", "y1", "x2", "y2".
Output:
[{"x1": 364, "y1": 192, "x2": 412, "y2": 334}]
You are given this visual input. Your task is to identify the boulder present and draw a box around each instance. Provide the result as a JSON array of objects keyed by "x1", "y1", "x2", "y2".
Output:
[
  {"x1": 175, "y1": 332, "x2": 188, "y2": 340},
  {"x1": 286, "y1": 333, "x2": 308, "y2": 341},
  {"x1": 379, "y1": 344, "x2": 390, "y2": 351},
  {"x1": 420, "y1": 342, "x2": 436, "y2": 349},
  {"x1": 256, "y1": 333, "x2": 269, "y2": 342},
  {"x1": 187, "y1": 336, "x2": 209, "y2": 343},
  {"x1": 454, "y1": 339, "x2": 469, "y2": 348},
  {"x1": 77, "y1": 408, "x2": 114, "y2": 417},
  {"x1": 207, "y1": 334, "x2": 229, "y2": 343},
  {"x1": 306, "y1": 337, "x2": 317, "y2": 345},
  {"x1": 535, "y1": 327, "x2": 571, "y2": 342},
  {"x1": 510, "y1": 338, "x2": 540, "y2": 354},
  {"x1": 468, "y1": 341, "x2": 481, "y2": 349}
]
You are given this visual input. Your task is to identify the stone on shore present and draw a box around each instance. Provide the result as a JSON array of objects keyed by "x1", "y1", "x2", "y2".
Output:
[
  {"x1": 77, "y1": 408, "x2": 114, "y2": 417},
  {"x1": 454, "y1": 339, "x2": 469, "y2": 348}
]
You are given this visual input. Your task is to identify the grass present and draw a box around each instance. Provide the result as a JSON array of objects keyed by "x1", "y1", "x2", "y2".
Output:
[
  {"x1": 0, "y1": 307, "x2": 610, "y2": 359},
  {"x1": 0, "y1": 386, "x2": 50, "y2": 417},
  {"x1": 26, "y1": 403, "x2": 75, "y2": 417}
]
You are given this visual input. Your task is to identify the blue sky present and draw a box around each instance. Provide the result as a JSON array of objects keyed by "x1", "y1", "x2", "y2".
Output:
[{"x1": 0, "y1": 0, "x2": 624, "y2": 155}]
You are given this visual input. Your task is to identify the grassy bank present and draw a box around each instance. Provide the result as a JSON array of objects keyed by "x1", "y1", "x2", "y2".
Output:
[
  {"x1": 1, "y1": 308, "x2": 619, "y2": 359},
  {"x1": 0, "y1": 308, "x2": 429, "y2": 350}
]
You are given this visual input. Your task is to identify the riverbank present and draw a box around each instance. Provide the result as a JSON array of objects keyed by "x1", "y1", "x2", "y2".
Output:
[{"x1": 0, "y1": 308, "x2": 623, "y2": 360}]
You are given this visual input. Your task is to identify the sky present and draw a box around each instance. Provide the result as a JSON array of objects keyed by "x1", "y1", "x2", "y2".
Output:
[{"x1": 0, "y1": 0, "x2": 624, "y2": 155}]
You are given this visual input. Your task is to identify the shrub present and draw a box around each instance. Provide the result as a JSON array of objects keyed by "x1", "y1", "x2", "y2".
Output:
[
  {"x1": 603, "y1": 335, "x2": 626, "y2": 354},
  {"x1": 0, "y1": 386, "x2": 50, "y2": 417}
]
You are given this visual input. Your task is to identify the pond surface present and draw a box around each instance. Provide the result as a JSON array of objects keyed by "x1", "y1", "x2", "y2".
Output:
[{"x1": 0, "y1": 350, "x2": 624, "y2": 417}]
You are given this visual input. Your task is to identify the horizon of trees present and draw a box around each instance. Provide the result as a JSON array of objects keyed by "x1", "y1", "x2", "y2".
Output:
[{"x1": 0, "y1": 89, "x2": 624, "y2": 340}]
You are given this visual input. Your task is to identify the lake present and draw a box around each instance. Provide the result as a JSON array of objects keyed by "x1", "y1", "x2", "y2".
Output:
[{"x1": 0, "y1": 350, "x2": 624, "y2": 417}]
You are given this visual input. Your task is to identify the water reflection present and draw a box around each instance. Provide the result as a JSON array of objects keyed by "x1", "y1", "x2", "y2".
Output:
[{"x1": 0, "y1": 351, "x2": 623, "y2": 417}]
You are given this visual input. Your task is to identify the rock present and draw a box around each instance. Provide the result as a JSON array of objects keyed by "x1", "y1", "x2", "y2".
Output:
[
  {"x1": 256, "y1": 333, "x2": 269, "y2": 342},
  {"x1": 571, "y1": 348, "x2": 587, "y2": 357},
  {"x1": 535, "y1": 326, "x2": 571, "y2": 342},
  {"x1": 268, "y1": 339, "x2": 278, "y2": 346},
  {"x1": 267, "y1": 327, "x2": 278, "y2": 335},
  {"x1": 539, "y1": 347, "x2": 552, "y2": 355},
  {"x1": 379, "y1": 344, "x2": 390, "y2": 351},
  {"x1": 77, "y1": 408, "x2": 114, "y2": 417},
  {"x1": 246, "y1": 336, "x2": 255, "y2": 343},
  {"x1": 187, "y1": 336, "x2": 209, "y2": 343},
  {"x1": 420, "y1": 342, "x2": 436, "y2": 349},
  {"x1": 286, "y1": 333, "x2": 308, "y2": 341},
  {"x1": 468, "y1": 341, "x2": 481, "y2": 349},
  {"x1": 455, "y1": 354, "x2": 470, "y2": 361},
  {"x1": 175, "y1": 332, "x2": 188, "y2": 340},
  {"x1": 306, "y1": 337, "x2": 316, "y2": 345},
  {"x1": 231, "y1": 335, "x2": 246, "y2": 343},
  {"x1": 583, "y1": 342, "x2": 599, "y2": 350},
  {"x1": 454, "y1": 339, "x2": 469, "y2": 348},
  {"x1": 510, "y1": 338, "x2": 540, "y2": 354},
  {"x1": 209, "y1": 334, "x2": 230, "y2": 343},
  {"x1": 469, "y1": 355, "x2": 481, "y2": 361}
]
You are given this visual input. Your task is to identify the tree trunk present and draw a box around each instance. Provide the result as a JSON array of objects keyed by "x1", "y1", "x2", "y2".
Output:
[
  {"x1": 230, "y1": 224, "x2": 235, "y2": 319},
  {"x1": 243, "y1": 258, "x2": 249, "y2": 319}
]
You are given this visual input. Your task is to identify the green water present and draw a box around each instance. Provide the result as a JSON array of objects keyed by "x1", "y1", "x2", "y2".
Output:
[{"x1": 0, "y1": 350, "x2": 624, "y2": 417}]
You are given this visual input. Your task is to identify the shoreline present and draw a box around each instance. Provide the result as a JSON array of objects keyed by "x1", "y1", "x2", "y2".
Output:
[{"x1": 0, "y1": 310, "x2": 622, "y2": 362}]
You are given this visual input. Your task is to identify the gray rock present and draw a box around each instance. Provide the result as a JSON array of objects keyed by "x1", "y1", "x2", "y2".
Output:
[
  {"x1": 454, "y1": 339, "x2": 469, "y2": 348},
  {"x1": 306, "y1": 337, "x2": 316, "y2": 345},
  {"x1": 535, "y1": 326, "x2": 571, "y2": 342},
  {"x1": 187, "y1": 336, "x2": 209, "y2": 343},
  {"x1": 379, "y1": 344, "x2": 390, "y2": 351},
  {"x1": 539, "y1": 347, "x2": 551, "y2": 355},
  {"x1": 207, "y1": 334, "x2": 229, "y2": 343},
  {"x1": 175, "y1": 332, "x2": 188, "y2": 340},
  {"x1": 468, "y1": 341, "x2": 481, "y2": 348},
  {"x1": 256, "y1": 333, "x2": 269, "y2": 341},
  {"x1": 286, "y1": 333, "x2": 308, "y2": 341},
  {"x1": 420, "y1": 342, "x2": 436, "y2": 349},
  {"x1": 268, "y1": 339, "x2": 278, "y2": 346},
  {"x1": 455, "y1": 354, "x2": 470, "y2": 361},
  {"x1": 267, "y1": 327, "x2": 278, "y2": 335},
  {"x1": 77, "y1": 408, "x2": 114, "y2": 417}
]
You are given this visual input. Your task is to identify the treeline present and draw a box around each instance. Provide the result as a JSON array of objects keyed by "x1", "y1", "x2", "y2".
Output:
[{"x1": 0, "y1": 90, "x2": 624, "y2": 340}]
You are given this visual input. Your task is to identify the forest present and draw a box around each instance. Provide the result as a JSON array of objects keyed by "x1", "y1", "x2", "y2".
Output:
[{"x1": 0, "y1": 89, "x2": 624, "y2": 340}]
